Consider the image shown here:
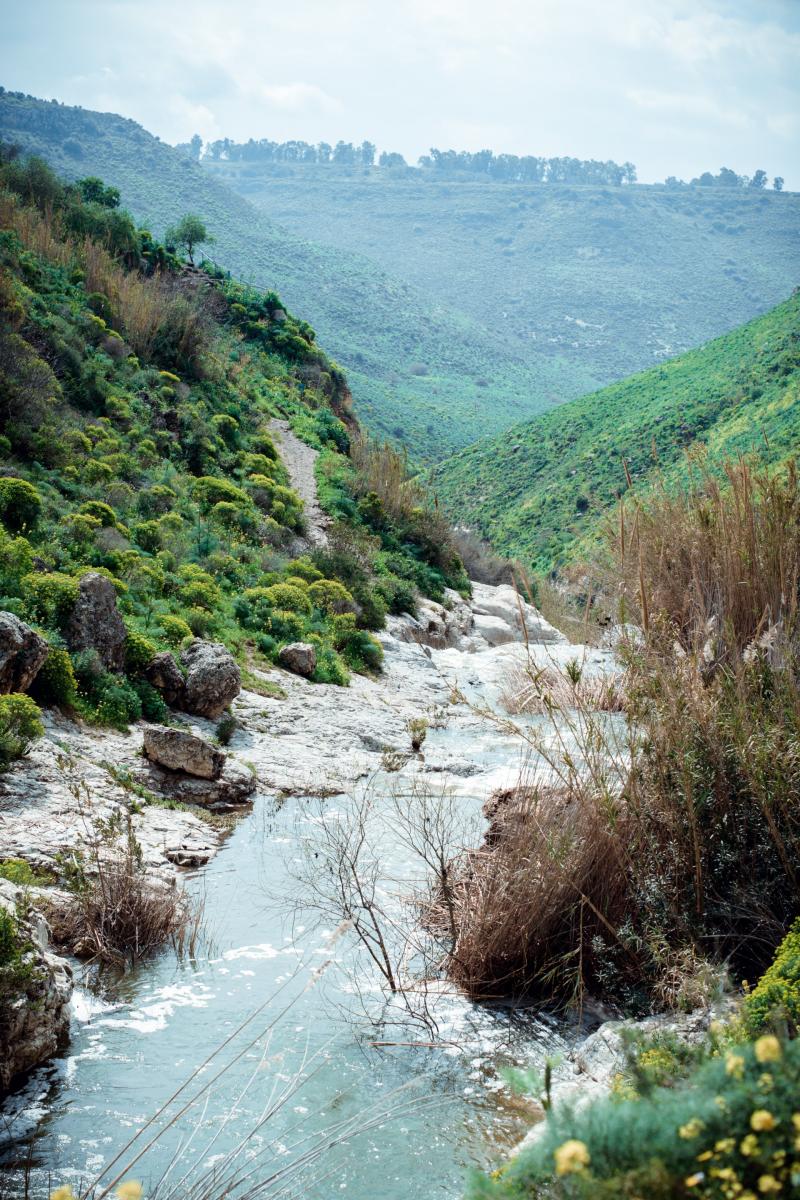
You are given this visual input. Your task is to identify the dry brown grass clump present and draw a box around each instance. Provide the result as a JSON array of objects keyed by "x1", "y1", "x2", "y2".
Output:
[
  {"x1": 499, "y1": 660, "x2": 627, "y2": 715},
  {"x1": 51, "y1": 822, "x2": 201, "y2": 967}
]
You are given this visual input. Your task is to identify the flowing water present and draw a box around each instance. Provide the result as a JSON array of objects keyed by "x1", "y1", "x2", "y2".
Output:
[{"x1": 0, "y1": 721, "x2": 575, "y2": 1200}]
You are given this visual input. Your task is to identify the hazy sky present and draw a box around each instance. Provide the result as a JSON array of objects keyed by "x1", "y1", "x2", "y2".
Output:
[{"x1": 3, "y1": 0, "x2": 799, "y2": 186}]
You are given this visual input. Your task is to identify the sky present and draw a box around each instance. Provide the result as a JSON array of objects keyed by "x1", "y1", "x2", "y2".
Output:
[{"x1": 2, "y1": 0, "x2": 799, "y2": 186}]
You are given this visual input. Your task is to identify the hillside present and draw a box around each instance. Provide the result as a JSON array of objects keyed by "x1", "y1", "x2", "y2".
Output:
[
  {"x1": 206, "y1": 158, "x2": 800, "y2": 389},
  {"x1": 0, "y1": 91, "x2": 597, "y2": 462},
  {"x1": 0, "y1": 151, "x2": 470, "y2": 723},
  {"x1": 431, "y1": 291, "x2": 800, "y2": 571}
]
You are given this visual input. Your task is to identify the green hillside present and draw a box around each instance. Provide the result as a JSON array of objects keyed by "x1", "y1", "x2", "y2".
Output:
[
  {"x1": 207, "y1": 158, "x2": 800, "y2": 390},
  {"x1": 431, "y1": 291, "x2": 800, "y2": 571},
  {"x1": 0, "y1": 152, "x2": 468, "y2": 718},
  {"x1": 0, "y1": 90, "x2": 597, "y2": 462}
]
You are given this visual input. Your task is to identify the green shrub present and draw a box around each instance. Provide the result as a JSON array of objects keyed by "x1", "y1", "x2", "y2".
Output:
[
  {"x1": 331, "y1": 613, "x2": 384, "y2": 673},
  {"x1": 131, "y1": 678, "x2": 168, "y2": 722},
  {"x1": 0, "y1": 906, "x2": 21, "y2": 969},
  {"x1": 0, "y1": 859, "x2": 51, "y2": 887},
  {"x1": 308, "y1": 578, "x2": 355, "y2": 616},
  {"x1": 742, "y1": 918, "x2": 800, "y2": 1035},
  {"x1": 132, "y1": 519, "x2": 162, "y2": 553},
  {"x1": 158, "y1": 615, "x2": 194, "y2": 646},
  {"x1": 266, "y1": 609, "x2": 306, "y2": 643},
  {"x1": 286, "y1": 557, "x2": 324, "y2": 583},
  {"x1": 471, "y1": 1035, "x2": 800, "y2": 1200},
  {"x1": 124, "y1": 628, "x2": 157, "y2": 674},
  {"x1": 75, "y1": 664, "x2": 142, "y2": 730},
  {"x1": 0, "y1": 694, "x2": 44, "y2": 769},
  {"x1": 0, "y1": 530, "x2": 33, "y2": 591},
  {"x1": 262, "y1": 583, "x2": 312, "y2": 616},
  {"x1": 79, "y1": 500, "x2": 118, "y2": 527},
  {"x1": 192, "y1": 475, "x2": 251, "y2": 512},
  {"x1": 351, "y1": 581, "x2": 388, "y2": 630},
  {"x1": 0, "y1": 478, "x2": 42, "y2": 534},
  {"x1": 30, "y1": 647, "x2": 77, "y2": 707},
  {"x1": 312, "y1": 644, "x2": 350, "y2": 686},
  {"x1": 179, "y1": 577, "x2": 222, "y2": 611}
]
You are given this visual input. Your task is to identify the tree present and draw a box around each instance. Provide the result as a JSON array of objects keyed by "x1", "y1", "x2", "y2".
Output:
[
  {"x1": 774, "y1": 176, "x2": 784, "y2": 192},
  {"x1": 188, "y1": 133, "x2": 203, "y2": 161},
  {"x1": 360, "y1": 140, "x2": 376, "y2": 167},
  {"x1": 749, "y1": 169, "x2": 768, "y2": 190},
  {"x1": 77, "y1": 176, "x2": 120, "y2": 208},
  {"x1": 165, "y1": 213, "x2": 214, "y2": 264}
]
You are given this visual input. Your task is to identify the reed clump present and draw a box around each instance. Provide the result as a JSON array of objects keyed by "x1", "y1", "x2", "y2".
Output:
[{"x1": 445, "y1": 458, "x2": 800, "y2": 1011}]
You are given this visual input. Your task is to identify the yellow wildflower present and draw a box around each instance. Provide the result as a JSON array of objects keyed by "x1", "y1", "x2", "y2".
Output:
[
  {"x1": 740, "y1": 1134, "x2": 760, "y2": 1156},
  {"x1": 710, "y1": 1166, "x2": 737, "y2": 1181},
  {"x1": 685, "y1": 1174, "x2": 705, "y2": 1188},
  {"x1": 554, "y1": 1139, "x2": 590, "y2": 1176},
  {"x1": 757, "y1": 1176, "x2": 782, "y2": 1193},
  {"x1": 754, "y1": 1036, "x2": 781, "y2": 1064},
  {"x1": 116, "y1": 1186, "x2": 143, "y2": 1200},
  {"x1": 680, "y1": 1118, "x2": 706, "y2": 1140},
  {"x1": 792, "y1": 1114, "x2": 800, "y2": 1131},
  {"x1": 759, "y1": 1073, "x2": 774, "y2": 1091},
  {"x1": 726, "y1": 1053, "x2": 746, "y2": 1079},
  {"x1": 751, "y1": 1111, "x2": 777, "y2": 1132},
  {"x1": 50, "y1": 1190, "x2": 75, "y2": 1200},
  {"x1": 715, "y1": 1138, "x2": 736, "y2": 1153},
  {"x1": 698, "y1": 1150, "x2": 714, "y2": 1162}
]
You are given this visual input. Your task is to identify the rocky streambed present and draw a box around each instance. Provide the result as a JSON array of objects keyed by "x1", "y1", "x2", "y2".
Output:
[{"x1": 0, "y1": 580, "x2": 678, "y2": 1195}]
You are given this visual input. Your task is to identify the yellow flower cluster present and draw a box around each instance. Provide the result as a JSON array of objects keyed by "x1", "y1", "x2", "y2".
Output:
[
  {"x1": 553, "y1": 1139, "x2": 591, "y2": 1176},
  {"x1": 52, "y1": 1184, "x2": 142, "y2": 1200}
]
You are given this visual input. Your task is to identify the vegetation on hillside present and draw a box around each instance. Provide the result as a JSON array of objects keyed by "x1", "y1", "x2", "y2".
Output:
[
  {"x1": 432, "y1": 291, "x2": 800, "y2": 571},
  {"x1": 208, "y1": 152, "x2": 799, "y2": 404},
  {"x1": 0, "y1": 150, "x2": 467, "y2": 728},
  {"x1": 0, "y1": 90, "x2": 567, "y2": 462}
]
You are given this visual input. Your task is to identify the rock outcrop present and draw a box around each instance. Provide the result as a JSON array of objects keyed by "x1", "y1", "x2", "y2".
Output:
[
  {"x1": 0, "y1": 880, "x2": 72, "y2": 1095},
  {"x1": 65, "y1": 572, "x2": 126, "y2": 670},
  {"x1": 145, "y1": 651, "x2": 186, "y2": 706},
  {"x1": 180, "y1": 640, "x2": 240, "y2": 718},
  {"x1": 0, "y1": 611, "x2": 48, "y2": 693},
  {"x1": 142, "y1": 725, "x2": 225, "y2": 780},
  {"x1": 143, "y1": 757, "x2": 256, "y2": 809},
  {"x1": 278, "y1": 642, "x2": 317, "y2": 678}
]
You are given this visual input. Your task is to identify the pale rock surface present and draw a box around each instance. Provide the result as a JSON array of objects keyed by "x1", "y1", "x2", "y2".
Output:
[
  {"x1": 0, "y1": 611, "x2": 48, "y2": 693},
  {"x1": 142, "y1": 725, "x2": 225, "y2": 779},
  {"x1": 65, "y1": 572, "x2": 126, "y2": 671}
]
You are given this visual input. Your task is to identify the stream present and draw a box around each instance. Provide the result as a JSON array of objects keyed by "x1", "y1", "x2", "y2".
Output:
[{"x1": 0, "y1": 588, "x2": 617, "y2": 1198}]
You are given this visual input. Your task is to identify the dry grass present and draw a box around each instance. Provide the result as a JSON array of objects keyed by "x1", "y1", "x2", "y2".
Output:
[
  {"x1": 50, "y1": 821, "x2": 201, "y2": 967},
  {"x1": 0, "y1": 188, "x2": 73, "y2": 267},
  {"x1": 499, "y1": 659, "x2": 627, "y2": 715},
  {"x1": 444, "y1": 457, "x2": 800, "y2": 1011}
]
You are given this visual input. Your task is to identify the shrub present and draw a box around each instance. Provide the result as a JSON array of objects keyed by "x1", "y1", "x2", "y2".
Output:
[
  {"x1": 331, "y1": 613, "x2": 384, "y2": 673},
  {"x1": 79, "y1": 499, "x2": 118, "y2": 527},
  {"x1": 21, "y1": 571, "x2": 79, "y2": 629},
  {"x1": 0, "y1": 530, "x2": 33, "y2": 592},
  {"x1": 216, "y1": 713, "x2": 237, "y2": 745},
  {"x1": 742, "y1": 918, "x2": 800, "y2": 1035},
  {"x1": 286, "y1": 556, "x2": 324, "y2": 583},
  {"x1": 73, "y1": 653, "x2": 142, "y2": 730},
  {"x1": 262, "y1": 583, "x2": 312, "y2": 616},
  {"x1": 179, "y1": 576, "x2": 221, "y2": 611},
  {"x1": 158, "y1": 615, "x2": 193, "y2": 646},
  {"x1": 30, "y1": 647, "x2": 77, "y2": 707},
  {"x1": 131, "y1": 678, "x2": 168, "y2": 722},
  {"x1": 0, "y1": 477, "x2": 42, "y2": 534},
  {"x1": 471, "y1": 1036, "x2": 800, "y2": 1200},
  {"x1": 351, "y1": 581, "x2": 387, "y2": 630},
  {"x1": 0, "y1": 906, "x2": 22, "y2": 970},
  {"x1": 312, "y1": 644, "x2": 350, "y2": 686},
  {"x1": 0, "y1": 693, "x2": 44, "y2": 769},
  {"x1": 0, "y1": 858, "x2": 51, "y2": 887},
  {"x1": 308, "y1": 578, "x2": 355, "y2": 616},
  {"x1": 192, "y1": 475, "x2": 251, "y2": 512},
  {"x1": 124, "y1": 628, "x2": 157, "y2": 674},
  {"x1": 265, "y1": 609, "x2": 306, "y2": 643}
]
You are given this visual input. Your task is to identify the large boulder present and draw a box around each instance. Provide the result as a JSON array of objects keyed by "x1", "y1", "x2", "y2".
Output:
[
  {"x1": 0, "y1": 611, "x2": 48, "y2": 693},
  {"x1": 0, "y1": 880, "x2": 72, "y2": 1096},
  {"x1": 142, "y1": 725, "x2": 225, "y2": 780},
  {"x1": 179, "y1": 640, "x2": 240, "y2": 718},
  {"x1": 145, "y1": 651, "x2": 186, "y2": 707},
  {"x1": 65, "y1": 572, "x2": 126, "y2": 670},
  {"x1": 147, "y1": 758, "x2": 257, "y2": 810},
  {"x1": 278, "y1": 642, "x2": 317, "y2": 678}
]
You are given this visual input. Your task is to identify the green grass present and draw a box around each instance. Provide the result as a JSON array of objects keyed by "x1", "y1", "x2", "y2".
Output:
[
  {"x1": 0, "y1": 91, "x2": 587, "y2": 463},
  {"x1": 431, "y1": 291, "x2": 800, "y2": 572}
]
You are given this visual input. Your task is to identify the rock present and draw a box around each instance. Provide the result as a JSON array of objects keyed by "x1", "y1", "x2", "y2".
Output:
[
  {"x1": 0, "y1": 611, "x2": 48, "y2": 693},
  {"x1": 143, "y1": 757, "x2": 257, "y2": 809},
  {"x1": 142, "y1": 725, "x2": 225, "y2": 780},
  {"x1": 145, "y1": 651, "x2": 186, "y2": 707},
  {"x1": 471, "y1": 581, "x2": 567, "y2": 645},
  {"x1": 278, "y1": 642, "x2": 317, "y2": 677},
  {"x1": 472, "y1": 612, "x2": 517, "y2": 647},
  {"x1": 0, "y1": 880, "x2": 72, "y2": 1095},
  {"x1": 180, "y1": 640, "x2": 240, "y2": 718},
  {"x1": 65, "y1": 572, "x2": 126, "y2": 670}
]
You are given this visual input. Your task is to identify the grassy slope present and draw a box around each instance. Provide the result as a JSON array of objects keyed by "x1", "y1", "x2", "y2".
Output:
[
  {"x1": 431, "y1": 291, "x2": 800, "y2": 571},
  {"x1": 208, "y1": 161, "x2": 800, "y2": 389},
  {"x1": 0, "y1": 93, "x2": 595, "y2": 462}
]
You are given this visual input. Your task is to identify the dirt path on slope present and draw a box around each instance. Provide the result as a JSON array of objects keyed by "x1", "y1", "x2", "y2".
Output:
[{"x1": 268, "y1": 419, "x2": 330, "y2": 547}]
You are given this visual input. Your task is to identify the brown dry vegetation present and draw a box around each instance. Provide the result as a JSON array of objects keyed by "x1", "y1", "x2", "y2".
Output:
[{"x1": 441, "y1": 458, "x2": 800, "y2": 1012}]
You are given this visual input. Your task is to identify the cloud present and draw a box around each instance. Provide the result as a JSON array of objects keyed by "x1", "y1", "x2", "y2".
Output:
[
  {"x1": 259, "y1": 82, "x2": 342, "y2": 114},
  {"x1": 627, "y1": 88, "x2": 752, "y2": 130}
]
